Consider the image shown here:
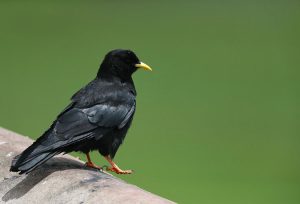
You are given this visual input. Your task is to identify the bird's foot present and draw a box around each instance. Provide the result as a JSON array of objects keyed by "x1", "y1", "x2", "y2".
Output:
[
  {"x1": 106, "y1": 166, "x2": 133, "y2": 174},
  {"x1": 85, "y1": 162, "x2": 103, "y2": 171}
]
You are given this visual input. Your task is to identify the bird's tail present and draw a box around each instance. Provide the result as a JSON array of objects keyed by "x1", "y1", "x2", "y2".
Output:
[
  {"x1": 10, "y1": 151, "x2": 59, "y2": 174},
  {"x1": 10, "y1": 128, "x2": 95, "y2": 174},
  {"x1": 10, "y1": 132, "x2": 60, "y2": 174}
]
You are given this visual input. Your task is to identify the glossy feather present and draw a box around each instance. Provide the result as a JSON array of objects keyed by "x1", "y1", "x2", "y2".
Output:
[{"x1": 11, "y1": 49, "x2": 141, "y2": 174}]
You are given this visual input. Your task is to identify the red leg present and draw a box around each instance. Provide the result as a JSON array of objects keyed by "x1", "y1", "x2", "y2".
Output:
[
  {"x1": 104, "y1": 156, "x2": 133, "y2": 174},
  {"x1": 85, "y1": 152, "x2": 102, "y2": 170}
]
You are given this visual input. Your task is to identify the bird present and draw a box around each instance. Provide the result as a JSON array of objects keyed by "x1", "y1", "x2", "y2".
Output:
[{"x1": 10, "y1": 49, "x2": 152, "y2": 174}]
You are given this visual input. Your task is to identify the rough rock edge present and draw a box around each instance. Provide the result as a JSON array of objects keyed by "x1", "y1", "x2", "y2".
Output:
[{"x1": 0, "y1": 127, "x2": 175, "y2": 204}]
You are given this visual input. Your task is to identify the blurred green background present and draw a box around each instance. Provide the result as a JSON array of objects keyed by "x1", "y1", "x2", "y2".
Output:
[{"x1": 0, "y1": 0, "x2": 299, "y2": 203}]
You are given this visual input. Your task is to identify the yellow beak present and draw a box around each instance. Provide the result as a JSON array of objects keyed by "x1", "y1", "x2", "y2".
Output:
[{"x1": 135, "y1": 62, "x2": 152, "y2": 71}]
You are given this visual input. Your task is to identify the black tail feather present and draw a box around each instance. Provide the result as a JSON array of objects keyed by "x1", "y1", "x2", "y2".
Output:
[
  {"x1": 10, "y1": 151, "x2": 59, "y2": 174},
  {"x1": 10, "y1": 130, "x2": 96, "y2": 174}
]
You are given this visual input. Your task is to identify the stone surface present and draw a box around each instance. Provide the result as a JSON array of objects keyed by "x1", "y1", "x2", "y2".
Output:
[{"x1": 0, "y1": 127, "x2": 175, "y2": 204}]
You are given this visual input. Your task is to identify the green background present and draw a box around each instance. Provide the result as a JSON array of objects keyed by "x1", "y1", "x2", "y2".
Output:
[{"x1": 0, "y1": 0, "x2": 299, "y2": 203}]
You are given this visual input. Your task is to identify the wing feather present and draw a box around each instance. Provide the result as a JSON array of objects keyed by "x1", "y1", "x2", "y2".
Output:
[{"x1": 82, "y1": 102, "x2": 135, "y2": 129}]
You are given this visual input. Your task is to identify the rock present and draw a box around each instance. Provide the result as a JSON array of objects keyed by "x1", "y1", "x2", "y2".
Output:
[{"x1": 0, "y1": 127, "x2": 175, "y2": 204}]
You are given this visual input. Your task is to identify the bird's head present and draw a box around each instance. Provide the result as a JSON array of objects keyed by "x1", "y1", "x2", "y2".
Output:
[{"x1": 97, "y1": 49, "x2": 152, "y2": 80}]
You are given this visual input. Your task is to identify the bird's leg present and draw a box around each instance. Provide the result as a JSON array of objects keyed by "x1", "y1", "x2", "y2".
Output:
[
  {"x1": 85, "y1": 152, "x2": 102, "y2": 170},
  {"x1": 104, "y1": 156, "x2": 133, "y2": 174}
]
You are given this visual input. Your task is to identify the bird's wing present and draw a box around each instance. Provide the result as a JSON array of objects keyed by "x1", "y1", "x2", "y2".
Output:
[
  {"x1": 27, "y1": 101, "x2": 135, "y2": 157},
  {"x1": 54, "y1": 102, "x2": 135, "y2": 141}
]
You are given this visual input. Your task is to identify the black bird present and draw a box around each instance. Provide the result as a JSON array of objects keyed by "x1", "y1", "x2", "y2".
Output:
[{"x1": 10, "y1": 49, "x2": 152, "y2": 174}]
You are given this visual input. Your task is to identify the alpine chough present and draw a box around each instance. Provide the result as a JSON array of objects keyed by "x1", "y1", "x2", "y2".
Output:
[{"x1": 10, "y1": 49, "x2": 152, "y2": 174}]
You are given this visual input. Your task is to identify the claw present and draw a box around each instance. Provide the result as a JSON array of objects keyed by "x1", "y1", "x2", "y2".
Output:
[
  {"x1": 106, "y1": 166, "x2": 133, "y2": 174},
  {"x1": 85, "y1": 162, "x2": 102, "y2": 171}
]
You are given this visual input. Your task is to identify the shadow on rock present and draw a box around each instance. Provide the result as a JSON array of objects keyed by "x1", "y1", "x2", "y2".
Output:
[{"x1": 2, "y1": 157, "x2": 86, "y2": 202}]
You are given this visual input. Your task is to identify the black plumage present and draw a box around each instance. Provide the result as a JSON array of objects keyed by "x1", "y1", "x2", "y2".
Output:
[{"x1": 10, "y1": 49, "x2": 152, "y2": 174}]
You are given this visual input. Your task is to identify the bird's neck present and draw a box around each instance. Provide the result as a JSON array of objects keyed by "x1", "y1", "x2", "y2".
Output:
[{"x1": 96, "y1": 75, "x2": 136, "y2": 94}]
